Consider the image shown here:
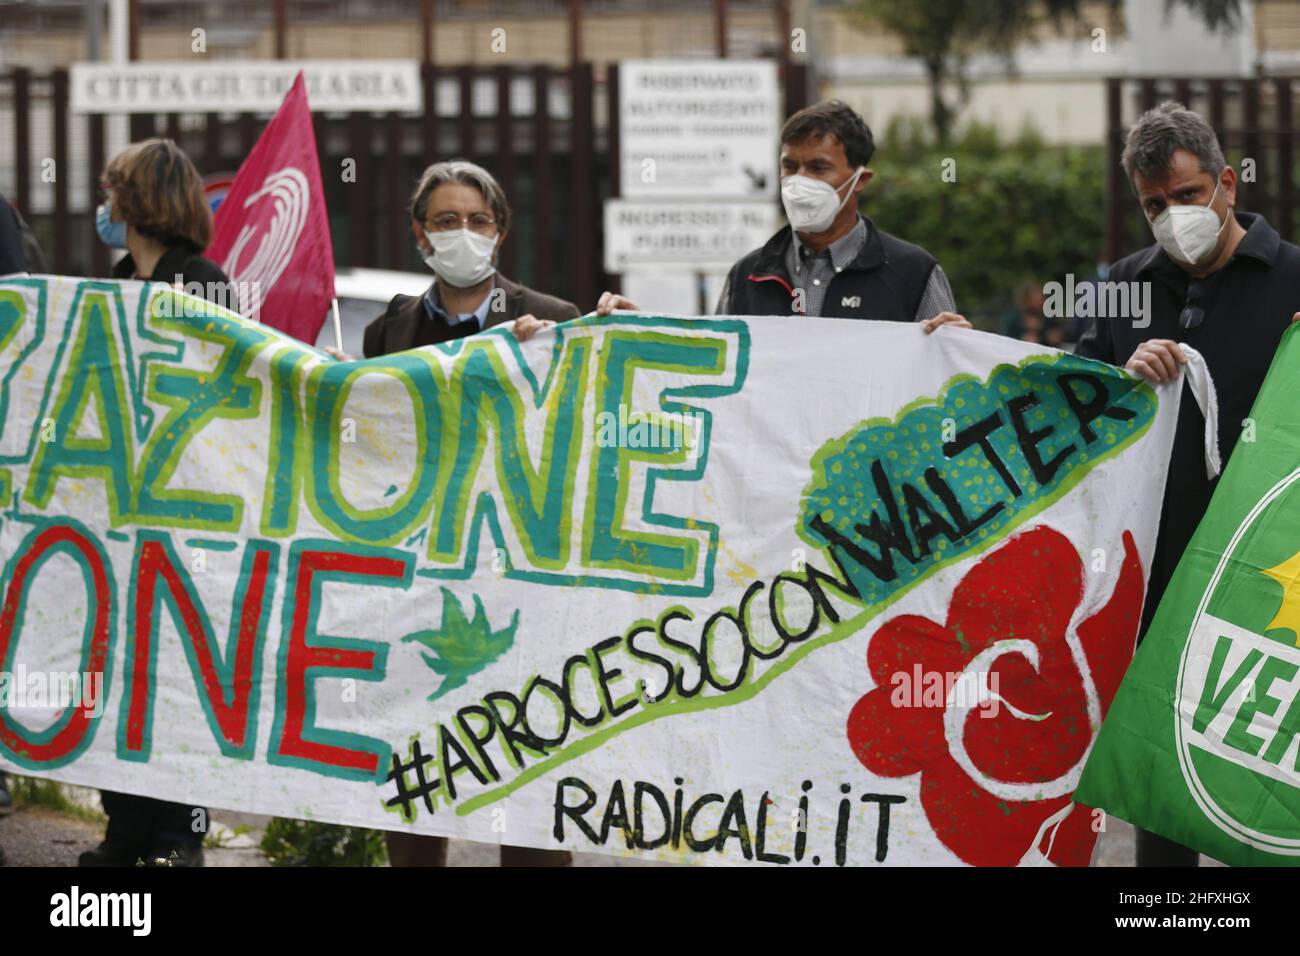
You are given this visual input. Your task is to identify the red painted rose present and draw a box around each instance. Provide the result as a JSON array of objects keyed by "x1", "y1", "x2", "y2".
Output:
[{"x1": 846, "y1": 525, "x2": 1144, "y2": 866}]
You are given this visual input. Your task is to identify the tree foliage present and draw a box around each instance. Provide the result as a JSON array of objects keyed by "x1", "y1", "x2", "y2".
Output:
[
  {"x1": 864, "y1": 119, "x2": 1106, "y2": 325},
  {"x1": 854, "y1": 0, "x2": 1243, "y2": 142}
]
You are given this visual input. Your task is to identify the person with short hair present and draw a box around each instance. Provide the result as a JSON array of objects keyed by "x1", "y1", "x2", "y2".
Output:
[
  {"x1": 361, "y1": 158, "x2": 577, "y2": 357},
  {"x1": 1075, "y1": 101, "x2": 1300, "y2": 866},
  {"x1": 363, "y1": 159, "x2": 575, "y2": 867},
  {"x1": 80, "y1": 138, "x2": 229, "y2": 868},
  {"x1": 99, "y1": 137, "x2": 234, "y2": 310},
  {"x1": 596, "y1": 99, "x2": 968, "y2": 332}
]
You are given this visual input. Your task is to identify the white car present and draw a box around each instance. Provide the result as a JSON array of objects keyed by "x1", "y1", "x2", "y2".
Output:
[{"x1": 318, "y1": 267, "x2": 431, "y2": 357}]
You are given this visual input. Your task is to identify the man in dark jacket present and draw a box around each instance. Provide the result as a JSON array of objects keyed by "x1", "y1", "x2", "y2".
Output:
[
  {"x1": 363, "y1": 160, "x2": 576, "y2": 358},
  {"x1": 1075, "y1": 101, "x2": 1300, "y2": 867},
  {"x1": 596, "y1": 100, "x2": 969, "y2": 333},
  {"x1": 363, "y1": 159, "x2": 575, "y2": 867},
  {"x1": 363, "y1": 272, "x2": 575, "y2": 356}
]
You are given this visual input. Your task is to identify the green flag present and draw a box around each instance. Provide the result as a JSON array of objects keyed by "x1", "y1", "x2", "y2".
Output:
[{"x1": 1077, "y1": 323, "x2": 1300, "y2": 865}]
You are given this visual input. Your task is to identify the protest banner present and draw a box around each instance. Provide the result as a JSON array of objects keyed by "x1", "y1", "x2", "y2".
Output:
[
  {"x1": 0, "y1": 275, "x2": 1201, "y2": 865},
  {"x1": 1077, "y1": 324, "x2": 1300, "y2": 866}
]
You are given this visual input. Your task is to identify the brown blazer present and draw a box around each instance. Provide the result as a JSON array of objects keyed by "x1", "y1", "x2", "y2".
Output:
[{"x1": 362, "y1": 273, "x2": 579, "y2": 358}]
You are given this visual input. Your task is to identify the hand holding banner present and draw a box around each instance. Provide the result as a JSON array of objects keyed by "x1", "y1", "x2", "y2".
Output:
[
  {"x1": 1079, "y1": 324, "x2": 1300, "y2": 866},
  {"x1": 0, "y1": 275, "x2": 1201, "y2": 865}
]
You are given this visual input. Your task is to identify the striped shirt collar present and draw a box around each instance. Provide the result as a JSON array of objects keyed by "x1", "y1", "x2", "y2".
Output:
[{"x1": 422, "y1": 279, "x2": 495, "y2": 331}]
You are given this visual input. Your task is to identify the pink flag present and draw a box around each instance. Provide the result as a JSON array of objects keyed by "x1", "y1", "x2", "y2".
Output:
[{"x1": 209, "y1": 72, "x2": 334, "y2": 344}]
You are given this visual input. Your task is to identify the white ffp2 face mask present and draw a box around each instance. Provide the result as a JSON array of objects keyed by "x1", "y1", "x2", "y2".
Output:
[
  {"x1": 780, "y1": 168, "x2": 864, "y2": 233},
  {"x1": 423, "y1": 228, "x2": 498, "y2": 287},
  {"x1": 1151, "y1": 180, "x2": 1228, "y2": 266}
]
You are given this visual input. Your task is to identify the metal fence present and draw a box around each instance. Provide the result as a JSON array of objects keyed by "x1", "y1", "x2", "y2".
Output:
[
  {"x1": 1, "y1": 59, "x2": 808, "y2": 312},
  {"x1": 1105, "y1": 75, "x2": 1300, "y2": 264}
]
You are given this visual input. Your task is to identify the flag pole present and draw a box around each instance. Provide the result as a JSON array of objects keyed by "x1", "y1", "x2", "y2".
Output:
[{"x1": 329, "y1": 297, "x2": 343, "y2": 353}]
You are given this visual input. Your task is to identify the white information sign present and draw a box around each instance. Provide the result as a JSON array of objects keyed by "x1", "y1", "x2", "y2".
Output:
[
  {"x1": 603, "y1": 199, "x2": 779, "y2": 272},
  {"x1": 70, "y1": 60, "x2": 422, "y2": 114},
  {"x1": 619, "y1": 59, "x2": 779, "y2": 199}
]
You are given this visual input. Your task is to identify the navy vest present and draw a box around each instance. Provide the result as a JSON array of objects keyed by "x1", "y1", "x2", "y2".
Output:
[{"x1": 722, "y1": 221, "x2": 938, "y2": 321}]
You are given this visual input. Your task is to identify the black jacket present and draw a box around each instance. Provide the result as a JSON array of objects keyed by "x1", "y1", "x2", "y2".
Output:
[
  {"x1": 111, "y1": 244, "x2": 234, "y2": 307},
  {"x1": 1076, "y1": 212, "x2": 1300, "y2": 636},
  {"x1": 0, "y1": 195, "x2": 45, "y2": 275},
  {"x1": 719, "y1": 219, "x2": 938, "y2": 321},
  {"x1": 362, "y1": 273, "x2": 579, "y2": 358}
]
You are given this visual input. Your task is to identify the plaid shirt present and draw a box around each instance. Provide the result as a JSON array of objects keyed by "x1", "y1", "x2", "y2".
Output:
[{"x1": 716, "y1": 216, "x2": 955, "y2": 319}]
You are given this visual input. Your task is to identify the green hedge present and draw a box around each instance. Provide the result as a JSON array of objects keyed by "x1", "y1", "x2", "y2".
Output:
[{"x1": 863, "y1": 120, "x2": 1107, "y2": 328}]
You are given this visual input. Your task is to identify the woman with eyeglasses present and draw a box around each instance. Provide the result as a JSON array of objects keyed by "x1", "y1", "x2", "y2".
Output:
[{"x1": 81, "y1": 137, "x2": 226, "y2": 868}]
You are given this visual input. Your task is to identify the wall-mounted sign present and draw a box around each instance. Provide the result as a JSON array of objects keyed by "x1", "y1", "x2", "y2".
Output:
[
  {"x1": 619, "y1": 59, "x2": 780, "y2": 199},
  {"x1": 70, "y1": 60, "x2": 422, "y2": 113}
]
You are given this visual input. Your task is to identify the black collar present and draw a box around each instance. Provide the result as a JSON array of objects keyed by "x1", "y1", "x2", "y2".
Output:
[
  {"x1": 1132, "y1": 211, "x2": 1279, "y2": 277},
  {"x1": 1230, "y1": 211, "x2": 1281, "y2": 266},
  {"x1": 111, "y1": 243, "x2": 200, "y2": 282}
]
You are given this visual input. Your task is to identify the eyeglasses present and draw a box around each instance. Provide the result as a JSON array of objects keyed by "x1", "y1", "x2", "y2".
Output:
[
  {"x1": 1179, "y1": 278, "x2": 1206, "y2": 331},
  {"x1": 429, "y1": 212, "x2": 497, "y2": 234}
]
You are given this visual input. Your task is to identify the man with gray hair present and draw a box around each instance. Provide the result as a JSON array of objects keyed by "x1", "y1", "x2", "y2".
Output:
[
  {"x1": 362, "y1": 159, "x2": 576, "y2": 358},
  {"x1": 1076, "y1": 101, "x2": 1300, "y2": 866},
  {"x1": 362, "y1": 159, "x2": 575, "y2": 867}
]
